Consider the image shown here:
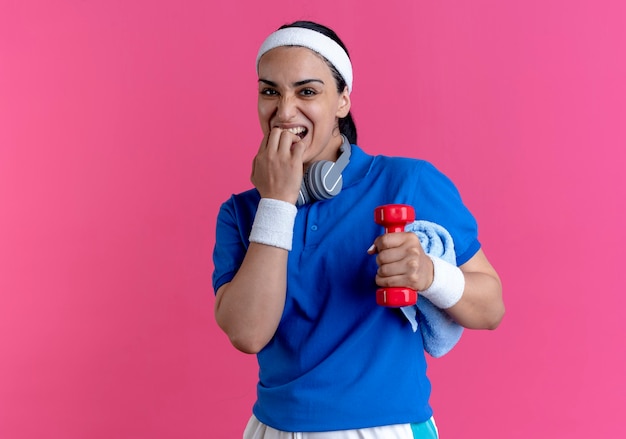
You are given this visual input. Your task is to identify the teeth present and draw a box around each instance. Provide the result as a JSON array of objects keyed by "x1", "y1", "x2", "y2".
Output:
[{"x1": 286, "y1": 127, "x2": 306, "y2": 135}]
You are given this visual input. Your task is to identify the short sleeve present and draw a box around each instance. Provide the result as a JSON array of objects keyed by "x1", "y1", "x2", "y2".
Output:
[
  {"x1": 212, "y1": 196, "x2": 251, "y2": 294},
  {"x1": 413, "y1": 162, "x2": 481, "y2": 265}
]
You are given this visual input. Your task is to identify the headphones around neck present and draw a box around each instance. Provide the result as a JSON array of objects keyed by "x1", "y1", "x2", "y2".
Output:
[{"x1": 297, "y1": 135, "x2": 352, "y2": 207}]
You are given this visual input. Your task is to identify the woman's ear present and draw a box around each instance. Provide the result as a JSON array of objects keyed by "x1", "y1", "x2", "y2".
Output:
[{"x1": 336, "y1": 88, "x2": 351, "y2": 118}]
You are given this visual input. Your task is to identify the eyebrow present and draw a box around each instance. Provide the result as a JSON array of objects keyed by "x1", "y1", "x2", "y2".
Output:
[{"x1": 258, "y1": 78, "x2": 325, "y2": 87}]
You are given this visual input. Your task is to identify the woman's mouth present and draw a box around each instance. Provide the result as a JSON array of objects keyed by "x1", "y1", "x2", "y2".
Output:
[{"x1": 286, "y1": 126, "x2": 308, "y2": 140}]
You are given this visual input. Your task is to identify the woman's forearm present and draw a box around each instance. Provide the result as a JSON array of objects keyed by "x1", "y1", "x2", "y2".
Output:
[
  {"x1": 444, "y1": 250, "x2": 505, "y2": 330},
  {"x1": 214, "y1": 243, "x2": 289, "y2": 354}
]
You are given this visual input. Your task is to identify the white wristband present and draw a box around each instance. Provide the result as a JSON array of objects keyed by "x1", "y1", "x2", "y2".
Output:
[
  {"x1": 421, "y1": 255, "x2": 465, "y2": 309},
  {"x1": 249, "y1": 198, "x2": 297, "y2": 251}
]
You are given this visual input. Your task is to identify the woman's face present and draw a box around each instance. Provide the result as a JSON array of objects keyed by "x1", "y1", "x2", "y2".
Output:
[{"x1": 257, "y1": 46, "x2": 351, "y2": 168}]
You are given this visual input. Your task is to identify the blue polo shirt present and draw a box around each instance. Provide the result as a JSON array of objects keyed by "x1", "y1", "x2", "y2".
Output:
[{"x1": 212, "y1": 144, "x2": 480, "y2": 432}]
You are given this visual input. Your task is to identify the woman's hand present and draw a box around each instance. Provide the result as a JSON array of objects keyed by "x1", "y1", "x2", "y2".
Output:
[
  {"x1": 251, "y1": 128, "x2": 305, "y2": 204},
  {"x1": 368, "y1": 232, "x2": 434, "y2": 292}
]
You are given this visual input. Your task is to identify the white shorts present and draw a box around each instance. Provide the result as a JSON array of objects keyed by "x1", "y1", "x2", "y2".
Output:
[{"x1": 243, "y1": 415, "x2": 439, "y2": 439}]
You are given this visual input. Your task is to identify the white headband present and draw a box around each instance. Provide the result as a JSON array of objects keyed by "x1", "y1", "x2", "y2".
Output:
[{"x1": 256, "y1": 27, "x2": 353, "y2": 94}]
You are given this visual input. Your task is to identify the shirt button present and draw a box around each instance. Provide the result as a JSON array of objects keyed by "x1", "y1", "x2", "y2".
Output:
[{"x1": 310, "y1": 225, "x2": 318, "y2": 231}]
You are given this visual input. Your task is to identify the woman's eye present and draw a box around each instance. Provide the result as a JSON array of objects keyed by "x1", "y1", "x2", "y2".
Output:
[
  {"x1": 260, "y1": 89, "x2": 278, "y2": 96},
  {"x1": 300, "y1": 88, "x2": 317, "y2": 96}
]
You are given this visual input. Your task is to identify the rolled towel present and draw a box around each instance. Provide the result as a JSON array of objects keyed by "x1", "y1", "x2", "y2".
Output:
[{"x1": 402, "y1": 220, "x2": 464, "y2": 358}]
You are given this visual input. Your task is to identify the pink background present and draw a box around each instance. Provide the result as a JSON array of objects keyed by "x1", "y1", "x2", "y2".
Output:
[{"x1": 1, "y1": 1, "x2": 625, "y2": 437}]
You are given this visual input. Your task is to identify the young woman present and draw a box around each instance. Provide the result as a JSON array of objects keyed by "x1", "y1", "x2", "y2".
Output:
[{"x1": 213, "y1": 20, "x2": 504, "y2": 438}]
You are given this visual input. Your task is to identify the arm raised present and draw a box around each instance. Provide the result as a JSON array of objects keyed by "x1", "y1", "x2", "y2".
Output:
[{"x1": 215, "y1": 243, "x2": 288, "y2": 354}]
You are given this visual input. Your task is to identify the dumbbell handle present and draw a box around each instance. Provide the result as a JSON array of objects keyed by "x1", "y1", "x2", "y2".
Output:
[{"x1": 374, "y1": 204, "x2": 418, "y2": 307}]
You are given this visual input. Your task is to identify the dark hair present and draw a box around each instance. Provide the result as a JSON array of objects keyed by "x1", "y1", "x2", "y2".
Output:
[{"x1": 278, "y1": 21, "x2": 358, "y2": 144}]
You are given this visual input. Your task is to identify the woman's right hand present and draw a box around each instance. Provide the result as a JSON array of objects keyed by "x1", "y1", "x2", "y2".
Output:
[
  {"x1": 251, "y1": 128, "x2": 305, "y2": 205},
  {"x1": 216, "y1": 128, "x2": 303, "y2": 354}
]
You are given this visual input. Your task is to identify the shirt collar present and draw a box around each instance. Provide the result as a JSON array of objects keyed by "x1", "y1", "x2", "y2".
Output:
[{"x1": 342, "y1": 143, "x2": 373, "y2": 188}]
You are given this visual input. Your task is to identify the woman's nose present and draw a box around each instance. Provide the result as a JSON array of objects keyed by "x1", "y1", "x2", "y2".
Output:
[{"x1": 276, "y1": 96, "x2": 297, "y2": 121}]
